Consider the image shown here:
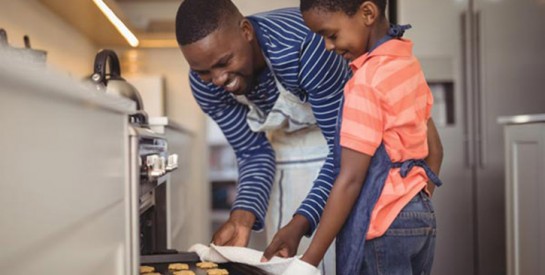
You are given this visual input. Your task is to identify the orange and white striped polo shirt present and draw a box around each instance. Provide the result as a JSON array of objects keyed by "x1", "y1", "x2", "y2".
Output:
[{"x1": 340, "y1": 39, "x2": 434, "y2": 240}]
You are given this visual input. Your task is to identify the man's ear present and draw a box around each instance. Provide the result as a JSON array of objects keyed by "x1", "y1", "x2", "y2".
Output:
[
  {"x1": 359, "y1": 1, "x2": 380, "y2": 26},
  {"x1": 240, "y1": 19, "x2": 254, "y2": 42}
]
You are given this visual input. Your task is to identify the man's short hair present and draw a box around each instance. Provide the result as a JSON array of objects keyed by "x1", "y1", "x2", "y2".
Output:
[
  {"x1": 175, "y1": 0, "x2": 241, "y2": 46},
  {"x1": 300, "y1": 0, "x2": 387, "y2": 17}
]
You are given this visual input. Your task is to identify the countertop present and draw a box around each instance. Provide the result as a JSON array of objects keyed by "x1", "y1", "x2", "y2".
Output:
[
  {"x1": 497, "y1": 114, "x2": 545, "y2": 125},
  {"x1": 0, "y1": 51, "x2": 135, "y2": 115}
]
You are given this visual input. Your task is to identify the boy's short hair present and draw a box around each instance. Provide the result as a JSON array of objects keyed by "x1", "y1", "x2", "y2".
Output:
[
  {"x1": 300, "y1": 0, "x2": 387, "y2": 17},
  {"x1": 175, "y1": 0, "x2": 240, "y2": 46}
]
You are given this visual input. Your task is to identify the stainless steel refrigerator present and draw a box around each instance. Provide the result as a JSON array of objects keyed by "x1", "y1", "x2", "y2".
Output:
[{"x1": 398, "y1": 0, "x2": 545, "y2": 274}]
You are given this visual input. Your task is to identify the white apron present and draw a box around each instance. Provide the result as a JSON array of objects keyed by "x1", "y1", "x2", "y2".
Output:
[{"x1": 235, "y1": 65, "x2": 336, "y2": 275}]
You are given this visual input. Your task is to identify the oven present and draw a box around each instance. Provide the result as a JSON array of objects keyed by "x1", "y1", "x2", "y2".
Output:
[
  {"x1": 92, "y1": 49, "x2": 206, "y2": 274},
  {"x1": 128, "y1": 125, "x2": 179, "y2": 267}
]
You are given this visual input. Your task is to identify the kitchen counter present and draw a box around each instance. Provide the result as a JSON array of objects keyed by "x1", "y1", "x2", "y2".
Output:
[
  {"x1": 0, "y1": 53, "x2": 135, "y2": 275},
  {"x1": 0, "y1": 52, "x2": 135, "y2": 114},
  {"x1": 499, "y1": 114, "x2": 545, "y2": 275},
  {"x1": 497, "y1": 113, "x2": 545, "y2": 125}
]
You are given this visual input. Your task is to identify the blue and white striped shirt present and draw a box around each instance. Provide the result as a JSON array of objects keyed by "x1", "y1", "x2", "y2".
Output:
[{"x1": 189, "y1": 8, "x2": 351, "y2": 233}]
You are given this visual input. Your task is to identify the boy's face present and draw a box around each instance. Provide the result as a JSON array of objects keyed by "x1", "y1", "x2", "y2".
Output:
[
  {"x1": 181, "y1": 20, "x2": 257, "y2": 95},
  {"x1": 303, "y1": 9, "x2": 370, "y2": 61}
]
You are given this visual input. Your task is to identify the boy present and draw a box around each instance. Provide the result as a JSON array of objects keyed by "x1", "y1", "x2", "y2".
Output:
[{"x1": 279, "y1": 0, "x2": 444, "y2": 274}]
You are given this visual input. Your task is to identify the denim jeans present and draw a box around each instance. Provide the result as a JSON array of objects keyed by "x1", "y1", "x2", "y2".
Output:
[{"x1": 362, "y1": 191, "x2": 437, "y2": 275}]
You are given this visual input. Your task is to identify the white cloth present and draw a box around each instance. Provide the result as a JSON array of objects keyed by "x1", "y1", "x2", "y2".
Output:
[
  {"x1": 282, "y1": 258, "x2": 321, "y2": 275},
  {"x1": 188, "y1": 243, "x2": 321, "y2": 275},
  {"x1": 234, "y1": 57, "x2": 336, "y2": 275}
]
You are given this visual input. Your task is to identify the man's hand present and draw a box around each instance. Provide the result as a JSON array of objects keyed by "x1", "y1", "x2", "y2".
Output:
[
  {"x1": 212, "y1": 210, "x2": 255, "y2": 246},
  {"x1": 261, "y1": 214, "x2": 310, "y2": 261}
]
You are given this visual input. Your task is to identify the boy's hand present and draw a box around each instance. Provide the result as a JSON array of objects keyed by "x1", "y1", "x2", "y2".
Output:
[
  {"x1": 212, "y1": 209, "x2": 255, "y2": 246},
  {"x1": 261, "y1": 214, "x2": 310, "y2": 261}
]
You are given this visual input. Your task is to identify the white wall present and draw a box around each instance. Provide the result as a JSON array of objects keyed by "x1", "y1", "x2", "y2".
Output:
[
  {"x1": 0, "y1": 0, "x2": 97, "y2": 78},
  {"x1": 234, "y1": 0, "x2": 299, "y2": 14}
]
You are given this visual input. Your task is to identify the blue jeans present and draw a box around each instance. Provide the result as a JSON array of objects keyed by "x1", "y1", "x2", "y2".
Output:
[{"x1": 362, "y1": 191, "x2": 437, "y2": 275}]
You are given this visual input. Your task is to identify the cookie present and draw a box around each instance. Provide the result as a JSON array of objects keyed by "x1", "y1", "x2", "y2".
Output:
[
  {"x1": 196, "y1": 262, "x2": 218, "y2": 269},
  {"x1": 139, "y1": 266, "x2": 155, "y2": 273},
  {"x1": 173, "y1": 271, "x2": 196, "y2": 275},
  {"x1": 168, "y1": 263, "x2": 190, "y2": 270},
  {"x1": 206, "y1": 268, "x2": 229, "y2": 275}
]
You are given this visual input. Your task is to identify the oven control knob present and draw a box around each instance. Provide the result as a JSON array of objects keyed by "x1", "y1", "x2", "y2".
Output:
[
  {"x1": 166, "y1": 154, "x2": 178, "y2": 171},
  {"x1": 146, "y1": 155, "x2": 158, "y2": 167},
  {"x1": 159, "y1": 156, "x2": 166, "y2": 173},
  {"x1": 146, "y1": 155, "x2": 162, "y2": 177},
  {"x1": 151, "y1": 159, "x2": 163, "y2": 178}
]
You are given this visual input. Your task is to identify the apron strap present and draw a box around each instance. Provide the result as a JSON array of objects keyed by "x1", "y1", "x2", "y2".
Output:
[
  {"x1": 388, "y1": 24, "x2": 412, "y2": 38},
  {"x1": 369, "y1": 24, "x2": 412, "y2": 52},
  {"x1": 392, "y1": 159, "x2": 443, "y2": 187}
]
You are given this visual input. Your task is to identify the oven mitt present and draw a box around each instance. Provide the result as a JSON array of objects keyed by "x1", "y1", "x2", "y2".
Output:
[{"x1": 188, "y1": 243, "x2": 321, "y2": 275}]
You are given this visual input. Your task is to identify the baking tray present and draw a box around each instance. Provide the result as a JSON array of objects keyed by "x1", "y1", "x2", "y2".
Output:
[{"x1": 140, "y1": 252, "x2": 271, "y2": 275}]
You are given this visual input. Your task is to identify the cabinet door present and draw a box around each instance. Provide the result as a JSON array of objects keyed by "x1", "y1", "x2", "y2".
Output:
[
  {"x1": 504, "y1": 124, "x2": 545, "y2": 275},
  {"x1": 398, "y1": 1, "x2": 475, "y2": 274},
  {"x1": 0, "y1": 82, "x2": 129, "y2": 274}
]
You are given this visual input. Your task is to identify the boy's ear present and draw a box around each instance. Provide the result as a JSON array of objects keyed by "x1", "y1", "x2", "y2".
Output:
[{"x1": 359, "y1": 1, "x2": 380, "y2": 26}]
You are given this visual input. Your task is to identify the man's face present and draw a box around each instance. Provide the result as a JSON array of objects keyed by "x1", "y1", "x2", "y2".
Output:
[
  {"x1": 303, "y1": 9, "x2": 370, "y2": 61},
  {"x1": 181, "y1": 22, "x2": 256, "y2": 95}
]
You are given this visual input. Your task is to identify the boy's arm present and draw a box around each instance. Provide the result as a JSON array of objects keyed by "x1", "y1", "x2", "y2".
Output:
[
  {"x1": 424, "y1": 118, "x2": 443, "y2": 196},
  {"x1": 301, "y1": 147, "x2": 371, "y2": 266}
]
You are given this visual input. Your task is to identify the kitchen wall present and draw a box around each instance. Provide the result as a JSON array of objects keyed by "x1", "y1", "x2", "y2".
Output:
[{"x1": 0, "y1": 0, "x2": 97, "y2": 78}]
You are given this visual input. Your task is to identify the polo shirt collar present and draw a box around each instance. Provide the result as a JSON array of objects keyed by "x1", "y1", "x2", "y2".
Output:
[{"x1": 349, "y1": 39, "x2": 413, "y2": 71}]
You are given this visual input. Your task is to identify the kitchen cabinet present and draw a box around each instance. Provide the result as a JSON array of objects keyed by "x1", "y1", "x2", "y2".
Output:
[
  {"x1": 0, "y1": 54, "x2": 134, "y2": 274},
  {"x1": 499, "y1": 115, "x2": 545, "y2": 275},
  {"x1": 398, "y1": 0, "x2": 545, "y2": 274}
]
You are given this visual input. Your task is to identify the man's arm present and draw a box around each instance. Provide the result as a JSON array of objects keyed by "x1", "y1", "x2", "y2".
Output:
[{"x1": 190, "y1": 73, "x2": 276, "y2": 245}]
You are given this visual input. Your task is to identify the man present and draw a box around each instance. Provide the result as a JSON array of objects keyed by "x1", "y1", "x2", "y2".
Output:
[{"x1": 175, "y1": 1, "x2": 349, "y2": 273}]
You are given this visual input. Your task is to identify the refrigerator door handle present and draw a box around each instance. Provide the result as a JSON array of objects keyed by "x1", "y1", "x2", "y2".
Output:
[
  {"x1": 472, "y1": 11, "x2": 485, "y2": 169},
  {"x1": 461, "y1": 11, "x2": 475, "y2": 169}
]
